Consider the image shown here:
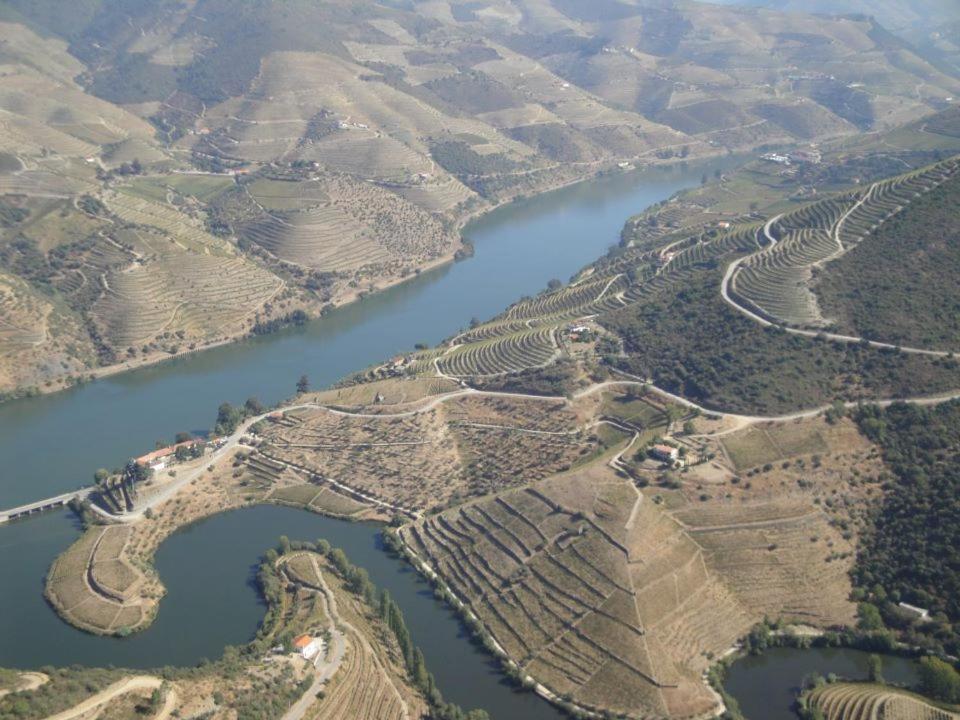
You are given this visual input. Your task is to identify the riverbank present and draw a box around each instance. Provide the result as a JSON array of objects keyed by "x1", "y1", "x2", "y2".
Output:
[{"x1": 0, "y1": 149, "x2": 736, "y2": 405}]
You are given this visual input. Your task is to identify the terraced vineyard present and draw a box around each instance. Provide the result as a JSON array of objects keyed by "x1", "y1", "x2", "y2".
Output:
[
  {"x1": 729, "y1": 158, "x2": 960, "y2": 329},
  {"x1": 45, "y1": 526, "x2": 147, "y2": 636},
  {"x1": 313, "y1": 628, "x2": 408, "y2": 720},
  {"x1": 105, "y1": 189, "x2": 233, "y2": 256},
  {"x1": 238, "y1": 172, "x2": 457, "y2": 274},
  {"x1": 809, "y1": 683, "x2": 960, "y2": 720},
  {"x1": 0, "y1": 273, "x2": 46, "y2": 351},
  {"x1": 239, "y1": 205, "x2": 384, "y2": 271},
  {"x1": 438, "y1": 328, "x2": 559, "y2": 377},
  {"x1": 92, "y1": 254, "x2": 282, "y2": 347}
]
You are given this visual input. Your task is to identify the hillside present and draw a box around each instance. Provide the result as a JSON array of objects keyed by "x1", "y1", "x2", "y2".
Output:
[
  {"x1": 814, "y1": 170, "x2": 960, "y2": 350},
  {"x1": 0, "y1": 0, "x2": 958, "y2": 395}
]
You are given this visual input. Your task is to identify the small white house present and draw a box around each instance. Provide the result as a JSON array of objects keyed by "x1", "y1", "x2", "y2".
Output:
[
  {"x1": 293, "y1": 634, "x2": 324, "y2": 660},
  {"x1": 652, "y1": 444, "x2": 679, "y2": 463}
]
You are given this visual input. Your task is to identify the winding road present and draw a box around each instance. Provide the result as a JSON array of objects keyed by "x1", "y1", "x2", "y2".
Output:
[{"x1": 719, "y1": 186, "x2": 955, "y2": 357}]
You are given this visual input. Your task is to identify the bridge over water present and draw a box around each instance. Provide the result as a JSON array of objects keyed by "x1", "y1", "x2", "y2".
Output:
[{"x1": 0, "y1": 488, "x2": 92, "y2": 524}]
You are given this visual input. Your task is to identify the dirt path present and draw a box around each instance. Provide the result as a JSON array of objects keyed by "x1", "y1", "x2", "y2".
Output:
[
  {"x1": 39, "y1": 676, "x2": 172, "y2": 720},
  {"x1": 0, "y1": 671, "x2": 49, "y2": 698}
]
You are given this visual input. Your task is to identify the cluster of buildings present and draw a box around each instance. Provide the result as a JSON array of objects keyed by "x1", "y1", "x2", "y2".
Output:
[
  {"x1": 135, "y1": 437, "x2": 225, "y2": 473},
  {"x1": 761, "y1": 149, "x2": 822, "y2": 167}
]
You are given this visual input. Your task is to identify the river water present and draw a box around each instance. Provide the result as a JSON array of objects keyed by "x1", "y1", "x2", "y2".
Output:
[
  {"x1": 0, "y1": 156, "x2": 901, "y2": 719},
  {"x1": 0, "y1": 160, "x2": 738, "y2": 510}
]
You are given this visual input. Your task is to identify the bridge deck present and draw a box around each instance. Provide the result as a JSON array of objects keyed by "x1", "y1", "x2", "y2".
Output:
[{"x1": 0, "y1": 488, "x2": 92, "y2": 523}]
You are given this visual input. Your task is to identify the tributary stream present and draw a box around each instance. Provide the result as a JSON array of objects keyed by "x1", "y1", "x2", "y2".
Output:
[{"x1": 0, "y1": 157, "x2": 915, "y2": 719}]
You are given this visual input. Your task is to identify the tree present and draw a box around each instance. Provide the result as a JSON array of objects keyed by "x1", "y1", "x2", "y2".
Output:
[
  {"x1": 867, "y1": 653, "x2": 884, "y2": 683},
  {"x1": 245, "y1": 397, "x2": 264, "y2": 415},
  {"x1": 857, "y1": 603, "x2": 885, "y2": 631},
  {"x1": 296, "y1": 375, "x2": 310, "y2": 394},
  {"x1": 918, "y1": 657, "x2": 960, "y2": 703},
  {"x1": 547, "y1": 278, "x2": 562, "y2": 291},
  {"x1": 215, "y1": 402, "x2": 242, "y2": 435}
]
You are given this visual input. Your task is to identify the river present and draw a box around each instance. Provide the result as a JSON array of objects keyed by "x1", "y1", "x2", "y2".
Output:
[
  {"x1": 1, "y1": 155, "x2": 876, "y2": 719},
  {"x1": 0, "y1": 160, "x2": 740, "y2": 510}
]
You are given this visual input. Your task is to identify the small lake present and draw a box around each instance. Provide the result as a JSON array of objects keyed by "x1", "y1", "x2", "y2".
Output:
[{"x1": 724, "y1": 646, "x2": 921, "y2": 720}]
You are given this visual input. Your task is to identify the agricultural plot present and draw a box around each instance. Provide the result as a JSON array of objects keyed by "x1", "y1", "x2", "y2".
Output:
[
  {"x1": 237, "y1": 172, "x2": 457, "y2": 274},
  {"x1": 720, "y1": 421, "x2": 828, "y2": 471},
  {"x1": 809, "y1": 682, "x2": 960, "y2": 720},
  {"x1": 254, "y1": 406, "x2": 463, "y2": 510},
  {"x1": 45, "y1": 525, "x2": 147, "y2": 635},
  {"x1": 731, "y1": 157, "x2": 960, "y2": 329},
  {"x1": 437, "y1": 328, "x2": 559, "y2": 377},
  {"x1": 251, "y1": 393, "x2": 592, "y2": 510},
  {"x1": 92, "y1": 253, "x2": 282, "y2": 348},
  {"x1": 401, "y1": 464, "x2": 720, "y2": 719},
  {"x1": 0, "y1": 272, "x2": 48, "y2": 352},
  {"x1": 104, "y1": 189, "x2": 233, "y2": 256}
]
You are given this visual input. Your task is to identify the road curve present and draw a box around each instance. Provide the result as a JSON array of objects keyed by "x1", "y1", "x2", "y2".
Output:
[
  {"x1": 40, "y1": 676, "x2": 170, "y2": 720},
  {"x1": 720, "y1": 198, "x2": 955, "y2": 357}
]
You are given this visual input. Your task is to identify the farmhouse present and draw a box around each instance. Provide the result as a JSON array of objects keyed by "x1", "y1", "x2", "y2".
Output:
[
  {"x1": 651, "y1": 444, "x2": 679, "y2": 462},
  {"x1": 293, "y1": 634, "x2": 324, "y2": 660}
]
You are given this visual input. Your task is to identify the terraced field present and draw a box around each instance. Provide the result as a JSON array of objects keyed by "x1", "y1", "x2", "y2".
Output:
[
  {"x1": 0, "y1": 273, "x2": 47, "y2": 352},
  {"x1": 438, "y1": 328, "x2": 559, "y2": 377},
  {"x1": 104, "y1": 189, "x2": 233, "y2": 256},
  {"x1": 92, "y1": 254, "x2": 282, "y2": 348},
  {"x1": 238, "y1": 172, "x2": 456, "y2": 274},
  {"x1": 729, "y1": 158, "x2": 960, "y2": 329},
  {"x1": 312, "y1": 627, "x2": 408, "y2": 720},
  {"x1": 809, "y1": 683, "x2": 960, "y2": 720},
  {"x1": 250, "y1": 393, "x2": 593, "y2": 510},
  {"x1": 45, "y1": 526, "x2": 147, "y2": 636}
]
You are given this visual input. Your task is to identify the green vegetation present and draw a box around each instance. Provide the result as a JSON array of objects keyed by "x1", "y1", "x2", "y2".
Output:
[
  {"x1": 0, "y1": 667, "x2": 126, "y2": 720},
  {"x1": 601, "y1": 269, "x2": 960, "y2": 415},
  {"x1": 919, "y1": 657, "x2": 960, "y2": 704},
  {"x1": 816, "y1": 171, "x2": 960, "y2": 349},
  {"x1": 854, "y1": 400, "x2": 960, "y2": 655}
]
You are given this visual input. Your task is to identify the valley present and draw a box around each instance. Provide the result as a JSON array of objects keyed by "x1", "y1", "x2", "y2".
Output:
[{"x1": 2, "y1": 2, "x2": 960, "y2": 720}]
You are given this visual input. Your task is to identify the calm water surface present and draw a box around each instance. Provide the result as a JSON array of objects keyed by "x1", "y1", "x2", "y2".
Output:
[{"x1": 725, "y1": 646, "x2": 920, "y2": 720}]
